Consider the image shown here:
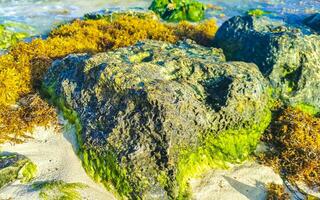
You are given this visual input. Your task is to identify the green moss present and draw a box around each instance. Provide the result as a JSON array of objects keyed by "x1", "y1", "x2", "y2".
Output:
[
  {"x1": 33, "y1": 180, "x2": 86, "y2": 200},
  {"x1": 176, "y1": 108, "x2": 272, "y2": 198},
  {"x1": 129, "y1": 51, "x2": 152, "y2": 63},
  {"x1": 149, "y1": 0, "x2": 206, "y2": 22},
  {"x1": 293, "y1": 103, "x2": 319, "y2": 116},
  {"x1": 41, "y1": 83, "x2": 133, "y2": 199},
  {"x1": 246, "y1": 9, "x2": 271, "y2": 17},
  {"x1": 157, "y1": 171, "x2": 169, "y2": 188},
  {"x1": 81, "y1": 148, "x2": 132, "y2": 197}
]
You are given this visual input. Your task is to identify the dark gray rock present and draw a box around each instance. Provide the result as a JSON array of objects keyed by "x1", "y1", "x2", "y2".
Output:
[
  {"x1": 304, "y1": 13, "x2": 320, "y2": 33},
  {"x1": 215, "y1": 15, "x2": 320, "y2": 109},
  {"x1": 43, "y1": 40, "x2": 270, "y2": 199}
]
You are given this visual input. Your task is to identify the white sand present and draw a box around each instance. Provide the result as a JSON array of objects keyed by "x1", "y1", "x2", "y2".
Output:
[
  {"x1": 0, "y1": 122, "x2": 115, "y2": 200},
  {"x1": 2, "y1": 119, "x2": 318, "y2": 200},
  {"x1": 0, "y1": 123, "x2": 284, "y2": 200},
  {"x1": 190, "y1": 162, "x2": 283, "y2": 200}
]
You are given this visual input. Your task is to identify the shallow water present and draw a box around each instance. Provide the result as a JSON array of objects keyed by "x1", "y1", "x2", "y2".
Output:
[{"x1": 0, "y1": 0, "x2": 320, "y2": 34}]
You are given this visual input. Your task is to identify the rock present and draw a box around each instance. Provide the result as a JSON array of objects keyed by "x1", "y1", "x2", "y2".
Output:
[
  {"x1": 0, "y1": 153, "x2": 37, "y2": 188},
  {"x1": 43, "y1": 40, "x2": 271, "y2": 199},
  {"x1": 304, "y1": 13, "x2": 320, "y2": 33},
  {"x1": 83, "y1": 9, "x2": 159, "y2": 21},
  {"x1": 215, "y1": 15, "x2": 320, "y2": 110}
]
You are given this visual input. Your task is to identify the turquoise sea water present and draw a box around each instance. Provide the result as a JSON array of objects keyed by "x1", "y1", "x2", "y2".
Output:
[{"x1": 0, "y1": 0, "x2": 320, "y2": 34}]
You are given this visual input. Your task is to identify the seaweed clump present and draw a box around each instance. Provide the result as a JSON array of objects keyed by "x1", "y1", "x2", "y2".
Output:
[
  {"x1": 0, "y1": 94, "x2": 57, "y2": 144},
  {"x1": 246, "y1": 9, "x2": 271, "y2": 17},
  {"x1": 260, "y1": 107, "x2": 320, "y2": 189},
  {"x1": 0, "y1": 13, "x2": 218, "y2": 144},
  {"x1": 149, "y1": 0, "x2": 206, "y2": 22},
  {"x1": 32, "y1": 180, "x2": 87, "y2": 200},
  {"x1": 266, "y1": 183, "x2": 290, "y2": 200}
]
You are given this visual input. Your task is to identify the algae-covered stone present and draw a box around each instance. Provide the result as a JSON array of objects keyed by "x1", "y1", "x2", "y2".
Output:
[
  {"x1": 43, "y1": 40, "x2": 270, "y2": 199},
  {"x1": 304, "y1": 13, "x2": 320, "y2": 33},
  {"x1": 0, "y1": 153, "x2": 37, "y2": 188},
  {"x1": 215, "y1": 15, "x2": 320, "y2": 110},
  {"x1": 83, "y1": 10, "x2": 159, "y2": 21}
]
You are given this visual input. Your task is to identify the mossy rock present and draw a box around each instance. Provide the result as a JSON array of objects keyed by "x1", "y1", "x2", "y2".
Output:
[
  {"x1": 149, "y1": 0, "x2": 206, "y2": 22},
  {"x1": 43, "y1": 40, "x2": 271, "y2": 199},
  {"x1": 304, "y1": 13, "x2": 320, "y2": 33},
  {"x1": 246, "y1": 9, "x2": 271, "y2": 17},
  {"x1": 83, "y1": 10, "x2": 159, "y2": 21},
  {"x1": 215, "y1": 15, "x2": 320, "y2": 110},
  {"x1": 0, "y1": 153, "x2": 37, "y2": 188}
]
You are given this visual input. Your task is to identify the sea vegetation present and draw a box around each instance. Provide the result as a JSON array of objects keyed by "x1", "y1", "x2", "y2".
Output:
[
  {"x1": 149, "y1": 0, "x2": 206, "y2": 22},
  {"x1": 0, "y1": 21, "x2": 34, "y2": 50},
  {"x1": 0, "y1": 154, "x2": 37, "y2": 188},
  {"x1": 0, "y1": 13, "x2": 217, "y2": 144},
  {"x1": 41, "y1": 82, "x2": 136, "y2": 199},
  {"x1": 0, "y1": 94, "x2": 57, "y2": 144},
  {"x1": 293, "y1": 103, "x2": 319, "y2": 116},
  {"x1": 176, "y1": 108, "x2": 272, "y2": 198},
  {"x1": 41, "y1": 39, "x2": 270, "y2": 198},
  {"x1": 32, "y1": 180, "x2": 87, "y2": 200},
  {"x1": 246, "y1": 9, "x2": 271, "y2": 17},
  {"x1": 260, "y1": 107, "x2": 320, "y2": 190},
  {"x1": 266, "y1": 183, "x2": 290, "y2": 200},
  {"x1": 20, "y1": 161, "x2": 38, "y2": 183}
]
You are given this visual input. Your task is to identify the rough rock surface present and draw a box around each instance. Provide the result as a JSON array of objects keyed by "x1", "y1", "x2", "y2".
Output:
[
  {"x1": 43, "y1": 40, "x2": 270, "y2": 199},
  {"x1": 215, "y1": 15, "x2": 320, "y2": 109},
  {"x1": 304, "y1": 13, "x2": 320, "y2": 33}
]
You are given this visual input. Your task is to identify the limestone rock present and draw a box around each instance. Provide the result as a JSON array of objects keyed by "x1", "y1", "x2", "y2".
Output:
[
  {"x1": 304, "y1": 13, "x2": 320, "y2": 33},
  {"x1": 215, "y1": 15, "x2": 320, "y2": 110},
  {"x1": 43, "y1": 40, "x2": 270, "y2": 199},
  {"x1": 0, "y1": 154, "x2": 35, "y2": 188}
]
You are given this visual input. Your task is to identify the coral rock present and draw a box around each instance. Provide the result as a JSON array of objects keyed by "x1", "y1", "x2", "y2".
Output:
[
  {"x1": 304, "y1": 13, "x2": 320, "y2": 33},
  {"x1": 43, "y1": 40, "x2": 270, "y2": 199},
  {"x1": 215, "y1": 15, "x2": 320, "y2": 110}
]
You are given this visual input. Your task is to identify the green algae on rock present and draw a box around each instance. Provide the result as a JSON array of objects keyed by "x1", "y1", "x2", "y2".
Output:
[
  {"x1": 246, "y1": 9, "x2": 271, "y2": 17},
  {"x1": 83, "y1": 10, "x2": 160, "y2": 21},
  {"x1": 215, "y1": 15, "x2": 320, "y2": 111},
  {"x1": 149, "y1": 0, "x2": 206, "y2": 22},
  {"x1": 33, "y1": 180, "x2": 87, "y2": 200},
  {"x1": 0, "y1": 153, "x2": 37, "y2": 188},
  {"x1": 304, "y1": 13, "x2": 320, "y2": 33},
  {"x1": 43, "y1": 39, "x2": 271, "y2": 199}
]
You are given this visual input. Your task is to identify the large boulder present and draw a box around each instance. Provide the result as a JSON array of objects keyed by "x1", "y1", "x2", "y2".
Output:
[
  {"x1": 43, "y1": 40, "x2": 271, "y2": 199},
  {"x1": 215, "y1": 15, "x2": 320, "y2": 110}
]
